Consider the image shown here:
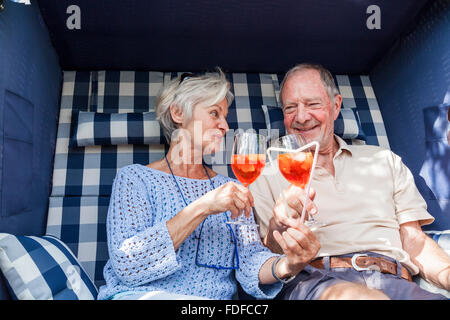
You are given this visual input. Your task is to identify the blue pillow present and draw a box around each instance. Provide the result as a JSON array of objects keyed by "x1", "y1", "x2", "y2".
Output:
[
  {"x1": 262, "y1": 105, "x2": 367, "y2": 142},
  {"x1": 0, "y1": 233, "x2": 98, "y2": 300},
  {"x1": 70, "y1": 111, "x2": 165, "y2": 148}
]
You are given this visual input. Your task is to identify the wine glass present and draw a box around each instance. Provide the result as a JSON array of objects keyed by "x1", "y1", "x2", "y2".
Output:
[
  {"x1": 226, "y1": 132, "x2": 266, "y2": 225},
  {"x1": 267, "y1": 133, "x2": 323, "y2": 230}
]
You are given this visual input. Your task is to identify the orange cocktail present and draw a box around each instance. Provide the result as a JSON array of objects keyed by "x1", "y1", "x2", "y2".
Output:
[
  {"x1": 231, "y1": 154, "x2": 266, "y2": 187},
  {"x1": 277, "y1": 152, "x2": 313, "y2": 188}
]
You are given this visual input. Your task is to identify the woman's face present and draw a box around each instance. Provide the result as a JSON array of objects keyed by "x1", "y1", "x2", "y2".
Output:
[{"x1": 183, "y1": 97, "x2": 230, "y2": 156}]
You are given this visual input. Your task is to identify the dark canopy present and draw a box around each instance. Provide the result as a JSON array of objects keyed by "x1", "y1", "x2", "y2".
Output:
[{"x1": 37, "y1": 0, "x2": 429, "y2": 74}]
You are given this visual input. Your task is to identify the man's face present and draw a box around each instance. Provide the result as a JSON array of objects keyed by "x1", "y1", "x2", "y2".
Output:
[{"x1": 281, "y1": 69, "x2": 342, "y2": 151}]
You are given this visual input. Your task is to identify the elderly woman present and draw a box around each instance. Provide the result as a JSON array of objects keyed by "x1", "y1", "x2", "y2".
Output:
[{"x1": 97, "y1": 69, "x2": 315, "y2": 300}]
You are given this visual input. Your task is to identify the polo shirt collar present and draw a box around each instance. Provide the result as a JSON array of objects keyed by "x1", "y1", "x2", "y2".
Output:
[{"x1": 334, "y1": 134, "x2": 353, "y2": 158}]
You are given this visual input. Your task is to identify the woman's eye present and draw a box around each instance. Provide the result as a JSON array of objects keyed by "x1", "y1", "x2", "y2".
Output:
[{"x1": 211, "y1": 111, "x2": 219, "y2": 117}]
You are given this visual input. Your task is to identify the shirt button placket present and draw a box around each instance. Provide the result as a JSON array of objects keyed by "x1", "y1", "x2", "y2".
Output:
[{"x1": 334, "y1": 158, "x2": 344, "y2": 193}]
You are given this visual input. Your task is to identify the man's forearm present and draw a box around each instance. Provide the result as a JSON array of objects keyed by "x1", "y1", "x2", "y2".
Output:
[
  {"x1": 415, "y1": 236, "x2": 450, "y2": 290},
  {"x1": 401, "y1": 222, "x2": 450, "y2": 290}
]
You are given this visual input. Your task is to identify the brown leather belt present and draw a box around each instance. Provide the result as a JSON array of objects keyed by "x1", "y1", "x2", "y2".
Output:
[{"x1": 310, "y1": 254, "x2": 412, "y2": 282}]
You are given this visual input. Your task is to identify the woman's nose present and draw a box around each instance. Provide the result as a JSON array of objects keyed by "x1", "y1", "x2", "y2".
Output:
[{"x1": 219, "y1": 117, "x2": 229, "y2": 134}]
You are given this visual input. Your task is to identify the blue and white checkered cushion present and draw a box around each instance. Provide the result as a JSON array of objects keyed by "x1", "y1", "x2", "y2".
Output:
[
  {"x1": 261, "y1": 105, "x2": 367, "y2": 143},
  {"x1": 335, "y1": 108, "x2": 367, "y2": 141},
  {"x1": 0, "y1": 233, "x2": 98, "y2": 300},
  {"x1": 69, "y1": 111, "x2": 164, "y2": 148}
]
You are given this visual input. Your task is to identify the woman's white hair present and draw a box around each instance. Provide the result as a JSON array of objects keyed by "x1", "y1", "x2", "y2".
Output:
[{"x1": 155, "y1": 68, "x2": 234, "y2": 143}]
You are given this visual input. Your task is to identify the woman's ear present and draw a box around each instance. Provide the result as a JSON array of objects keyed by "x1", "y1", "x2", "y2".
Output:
[{"x1": 169, "y1": 104, "x2": 184, "y2": 126}]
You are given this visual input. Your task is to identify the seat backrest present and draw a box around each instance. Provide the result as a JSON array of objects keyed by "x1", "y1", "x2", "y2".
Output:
[
  {"x1": 419, "y1": 104, "x2": 450, "y2": 230},
  {"x1": 45, "y1": 70, "x2": 389, "y2": 287}
]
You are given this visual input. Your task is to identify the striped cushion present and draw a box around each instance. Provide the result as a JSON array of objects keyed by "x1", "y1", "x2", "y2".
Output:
[
  {"x1": 69, "y1": 111, "x2": 164, "y2": 147},
  {"x1": 70, "y1": 106, "x2": 366, "y2": 148},
  {"x1": 0, "y1": 233, "x2": 97, "y2": 300}
]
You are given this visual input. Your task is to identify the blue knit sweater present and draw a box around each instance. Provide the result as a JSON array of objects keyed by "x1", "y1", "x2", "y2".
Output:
[{"x1": 97, "y1": 164, "x2": 282, "y2": 300}]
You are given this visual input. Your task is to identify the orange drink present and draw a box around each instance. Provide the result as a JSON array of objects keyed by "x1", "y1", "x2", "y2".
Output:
[
  {"x1": 277, "y1": 152, "x2": 313, "y2": 188},
  {"x1": 231, "y1": 154, "x2": 266, "y2": 187}
]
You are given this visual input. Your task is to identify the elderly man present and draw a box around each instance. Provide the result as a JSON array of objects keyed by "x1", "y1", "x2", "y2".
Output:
[{"x1": 249, "y1": 63, "x2": 449, "y2": 300}]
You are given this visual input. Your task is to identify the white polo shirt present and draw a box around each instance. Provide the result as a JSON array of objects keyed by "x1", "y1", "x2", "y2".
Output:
[{"x1": 250, "y1": 135, "x2": 434, "y2": 275}]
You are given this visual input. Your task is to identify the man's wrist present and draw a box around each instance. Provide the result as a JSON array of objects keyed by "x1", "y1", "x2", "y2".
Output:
[
  {"x1": 272, "y1": 256, "x2": 299, "y2": 283},
  {"x1": 279, "y1": 256, "x2": 306, "y2": 278}
]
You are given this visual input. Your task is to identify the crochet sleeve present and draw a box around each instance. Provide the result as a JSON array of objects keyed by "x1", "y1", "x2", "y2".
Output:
[
  {"x1": 234, "y1": 213, "x2": 283, "y2": 299},
  {"x1": 106, "y1": 166, "x2": 181, "y2": 287}
]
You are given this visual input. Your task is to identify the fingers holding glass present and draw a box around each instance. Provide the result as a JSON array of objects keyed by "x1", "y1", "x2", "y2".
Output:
[
  {"x1": 227, "y1": 132, "x2": 266, "y2": 226},
  {"x1": 267, "y1": 133, "x2": 323, "y2": 229}
]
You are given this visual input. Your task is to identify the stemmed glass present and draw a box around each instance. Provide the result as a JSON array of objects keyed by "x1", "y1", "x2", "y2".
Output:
[
  {"x1": 267, "y1": 133, "x2": 323, "y2": 230},
  {"x1": 226, "y1": 132, "x2": 266, "y2": 225}
]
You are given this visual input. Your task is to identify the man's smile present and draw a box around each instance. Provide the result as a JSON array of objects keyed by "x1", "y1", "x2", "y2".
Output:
[{"x1": 292, "y1": 124, "x2": 320, "y2": 134}]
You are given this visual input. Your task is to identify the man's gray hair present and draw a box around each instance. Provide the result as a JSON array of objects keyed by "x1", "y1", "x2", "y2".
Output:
[
  {"x1": 155, "y1": 68, "x2": 234, "y2": 143},
  {"x1": 279, "y1": 63, "x2": 340, "y2": 105}
]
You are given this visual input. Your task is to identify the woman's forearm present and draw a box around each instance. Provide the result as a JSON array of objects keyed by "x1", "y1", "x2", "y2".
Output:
[{"x1": 166, "y1": 201, "x2": 209, "y2": 250}]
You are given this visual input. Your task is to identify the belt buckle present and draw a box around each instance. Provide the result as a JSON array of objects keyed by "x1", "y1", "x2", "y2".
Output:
[{"x1": 351, "y1": 254, "x2": 381, "y2": 272}]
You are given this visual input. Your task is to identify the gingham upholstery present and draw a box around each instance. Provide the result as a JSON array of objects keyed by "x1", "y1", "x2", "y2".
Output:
[
  {"x1": 69, "y1": 111, "x2": 163, "y2": 147},
  {"x1": 0, "y1": 233, "x2": 98, "y2": 300},
  {"x1": 46, "y1": 71, "x2": 390, "y2": 288}
]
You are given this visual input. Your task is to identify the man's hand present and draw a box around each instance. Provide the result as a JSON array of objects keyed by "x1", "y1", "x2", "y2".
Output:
[
  {"x1": 264, "y1": 185, "x2": 318, "y2": 253},
  {"x1": 272, "y1": 224, "x2": 321, "y2": 278},
  {"x1": 272, "y1": 185, "x2": 318, "y2": 229}
]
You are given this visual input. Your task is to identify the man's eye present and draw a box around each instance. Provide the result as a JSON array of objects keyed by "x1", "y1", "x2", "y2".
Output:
[{"x1": 283, "y1": 106, "x2": 296, "y2": 113}]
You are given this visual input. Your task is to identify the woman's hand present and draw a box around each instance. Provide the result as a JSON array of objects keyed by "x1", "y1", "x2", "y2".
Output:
[
  {"x1": 197, "y1": 181, "x2": 255, "y2": 219},
  {"x1": 167, "y1": 181, "x2": 253, "y2": 250}
]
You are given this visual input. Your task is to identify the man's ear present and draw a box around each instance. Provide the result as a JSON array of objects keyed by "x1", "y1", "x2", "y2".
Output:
[
  {"x1": 333, "y1": 94, "x2": 343, "y2": 121},
  {"x1": 169, "y1": 104, "x2": 184, "y2": 125}
]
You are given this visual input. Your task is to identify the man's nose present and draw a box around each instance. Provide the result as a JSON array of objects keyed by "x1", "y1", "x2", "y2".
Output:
[{"x1": 295, "y1": 104, "x2": 311, "y2": 123}]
